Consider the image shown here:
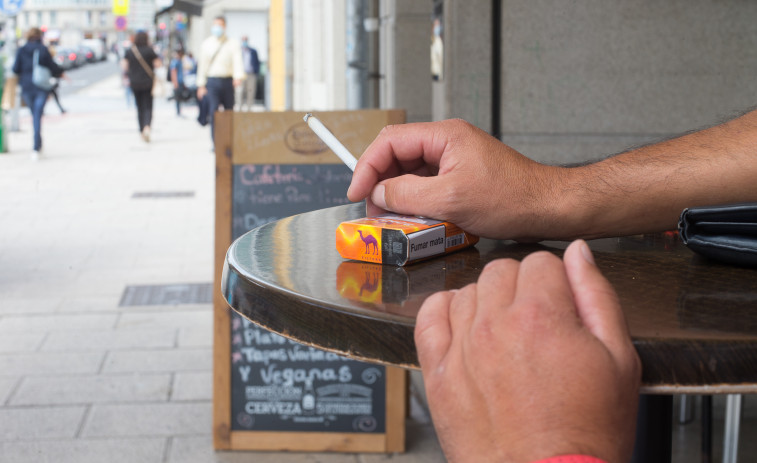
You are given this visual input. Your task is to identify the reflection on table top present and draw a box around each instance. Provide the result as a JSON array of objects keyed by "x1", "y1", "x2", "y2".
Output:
[{"x1": 223, "y1": 203, "x2": 757, "y2": 393}]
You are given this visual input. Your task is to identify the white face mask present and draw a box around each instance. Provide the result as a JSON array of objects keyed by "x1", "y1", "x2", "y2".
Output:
[{"x1": 211, "y1": 25, "x2": 224, "y2": 38}]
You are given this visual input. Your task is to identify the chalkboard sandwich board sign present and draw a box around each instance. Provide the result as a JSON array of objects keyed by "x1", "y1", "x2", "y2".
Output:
[{"x1": 213, "y1": 110, "x2": 407, "y2": 452}]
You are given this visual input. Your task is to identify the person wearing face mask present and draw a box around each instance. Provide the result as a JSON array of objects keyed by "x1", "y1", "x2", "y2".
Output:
[{"x1": 196, "y1": 16, "x2": 245, "y2": 147}]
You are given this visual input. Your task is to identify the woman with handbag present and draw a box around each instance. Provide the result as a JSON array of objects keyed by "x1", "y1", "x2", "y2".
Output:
[
  {"x1": 12, "y1": 27, "x2": 63, "y2": 160},
  {"x1": 122, "y1": 32, "x2": 162, "y2": 142}
]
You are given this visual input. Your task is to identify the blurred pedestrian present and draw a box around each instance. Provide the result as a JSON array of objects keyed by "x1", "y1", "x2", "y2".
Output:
[
  {"x1": 169, "y1": 49, "x2": 187, "y2": 116},
  {"x1": 12, "y1": 27, "x2": 64, "y2": 160},
  {"x1": 122, "y1": 71, "x2": 133, "y2": 107},
  {"x1": 122, "y1": 31, "x2": 161, "y2": 142},
  {"x1": 196, "y1": 16, "x2": 245, "y2": 147},
  {"x1": 238, "y1": 35, "x2": 260, "y2": 111},
  {"x1": 47, "y1": 44, "x2": 66, "y2": 114},
  {"x1": 49, "y1": 80, "x2": 66, "y2": 114}
]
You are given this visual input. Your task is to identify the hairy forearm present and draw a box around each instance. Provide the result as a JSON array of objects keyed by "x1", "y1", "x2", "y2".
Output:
[{"x1": 557, "y1": 109, "x2": 757, "y2": 239}]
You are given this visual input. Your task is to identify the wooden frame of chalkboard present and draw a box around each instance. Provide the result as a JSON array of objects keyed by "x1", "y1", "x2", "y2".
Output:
[{"x1": 213, "y1": 110, "x2": 408, "y2": 452}]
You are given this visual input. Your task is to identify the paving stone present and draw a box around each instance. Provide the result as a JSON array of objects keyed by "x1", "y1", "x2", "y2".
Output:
[
  {"x1": 83, "y1": 402, "x2": 211, "y2": 437},
  {"x1": 0, "y1": 352, "x2": 103, "y2": 376},
  {"x1": 0, "y1": 297, "x2": 60, "y2": 315},
  {"x1": 0, "y1": 378, "x2": 18, "y2": 404},
  {"x1": 0, "y1": 313, "x2": 118, "y2": 333},
  {"x1": 0, "y1": 406, "x2": 86, "y2": 440},
  {"x1": 0, "y1": 438, "x2": 166, "y2": 463},
  {"x1": 0, "y1": 333, "x2": 45, "y2": 353},
  {"x1": 41, "y1": 328, "x2": 176, "y2": 351},
  {"x1": 103, "y1": 348, "x2": 211, "y2": 373},
  {"x1": 57, "y1": 295, "x2": 122, "y2": 312},
  {"x1": 116, "y1": 309, "x2": 212, "y2": 329},
  {"x1": 169, "y1": 435, "x2": 360, "y2": 463},
  {"x1": 10, "y1": 373, "x2": 171, "y2": 405},
  {"x1": 171, "y1": 372, "x2": 212, "y2": 401},
  {"x1": 177, "y1": 325, "x2": 212, "y2": 347}
]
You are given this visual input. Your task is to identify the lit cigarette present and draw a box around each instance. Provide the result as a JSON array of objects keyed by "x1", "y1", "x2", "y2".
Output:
[{"x1": 304, "y1": 113, "x2": 358, "y2": 171}]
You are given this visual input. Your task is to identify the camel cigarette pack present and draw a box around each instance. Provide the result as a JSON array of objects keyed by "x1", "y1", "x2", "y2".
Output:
[{"x1": 336, "y1": 214, "x2": 478, "y2": 266}]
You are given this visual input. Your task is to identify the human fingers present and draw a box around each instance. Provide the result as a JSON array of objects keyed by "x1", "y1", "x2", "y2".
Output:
[
  {"x1": 471, "y1": 259, "x2": 519, "y2": 326},
  {"x1": 347, "y1": 121, "x2": 460, "y2": 202},
  {"x1": 415, "y1": 290, "x2": 455, "y2": 372},
  {"x1": 563, "y1": 240, "x2": 639, "y2": 365},
  {"x1": 447, "y1": 284, "x2": 477, "y2": 346},
  {"x1": 367, "y1": 174, "x2": 457, "y2": 219},
  {"x1": 513, "y1": 251, "x2": 577, "y2": 323}
]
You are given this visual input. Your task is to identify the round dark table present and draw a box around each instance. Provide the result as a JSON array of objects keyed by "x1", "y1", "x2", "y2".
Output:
[{"x1": 222, "y1": 202, "x2": 757, "y2": 394}]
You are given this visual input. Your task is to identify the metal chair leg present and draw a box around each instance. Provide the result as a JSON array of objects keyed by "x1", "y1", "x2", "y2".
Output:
[
  {"x1": 722, "y1": 394, "x2": 742, "y2": 463},
  {"x1": 679, "y1": 394, "x2": 695, "y2": 424}
]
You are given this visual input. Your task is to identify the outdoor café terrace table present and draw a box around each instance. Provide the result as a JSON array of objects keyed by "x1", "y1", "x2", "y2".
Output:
[{"x1": 222, "y1": 202, "x2": 757, "y2": 462}]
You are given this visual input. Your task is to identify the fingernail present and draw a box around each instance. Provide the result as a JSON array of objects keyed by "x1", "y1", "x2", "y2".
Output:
[
  {"x1": 578, "y1": 240, "x2": 595, "y2": 265},
  {"x1": 371, "y1": 184, "x2": 387, "y2": 210}
]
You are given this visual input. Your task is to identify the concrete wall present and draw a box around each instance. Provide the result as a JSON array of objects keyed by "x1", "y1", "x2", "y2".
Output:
[
  {"x1": 379, "y1": 1, "x2": 432, "y2": 123},
  {"x1": 496, "y1": 0, "x2": 757, "y2": 164},
  {"x1": 435, "y1": 0, "x2": 492, "y2": 129},
  {"x1": 292, "y1": 0, "x2": 347, "y2": 110}
]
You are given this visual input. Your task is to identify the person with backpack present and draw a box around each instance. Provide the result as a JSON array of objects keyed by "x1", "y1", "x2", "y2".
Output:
[{"x1": 12, "y1": 27, "x2": 64, "y2": 160}]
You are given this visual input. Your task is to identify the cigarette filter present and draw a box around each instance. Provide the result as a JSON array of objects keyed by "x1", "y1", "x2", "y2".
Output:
[{"x1": 336, "y1": 214, "x2": 479, "y2": 266}]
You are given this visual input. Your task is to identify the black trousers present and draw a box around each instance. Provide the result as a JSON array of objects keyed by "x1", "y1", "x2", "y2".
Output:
[
  {"x1": 133, "y1": 88, "x2": 153, "y2": 132},
  {"x1": 206, "y1": 77, "x2": 234, "y2": 144}
]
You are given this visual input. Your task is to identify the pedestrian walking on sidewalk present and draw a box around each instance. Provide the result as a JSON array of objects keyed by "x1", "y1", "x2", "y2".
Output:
[
  {"x1": 169, "y1": 49, "x2": 187, "y2": 116},
  {"x1": 122, "y1": 32, "x2": 161, "y2": 142},
  {"x1": 196, "y1": 16, "x2": 245, "y2": 147},
  {"x1": 238, "y1": 36, "x2": 260, "y2": 111},
  {"x1": 12, "y1": 27, "x2": 64, "y2": 160}
]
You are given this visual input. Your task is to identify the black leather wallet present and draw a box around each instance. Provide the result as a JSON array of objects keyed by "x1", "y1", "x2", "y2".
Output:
[{"x1": 678, "y1": 203, "x2": 757, "y2": 267}]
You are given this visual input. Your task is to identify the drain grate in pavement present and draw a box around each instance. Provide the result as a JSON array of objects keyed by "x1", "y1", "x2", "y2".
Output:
[
  {"x1": 131, "y1": 191, "x2": 195, "y2": 199},
  {"x1": 119, "y1": 283, "x2": 213, "y2": 306}
]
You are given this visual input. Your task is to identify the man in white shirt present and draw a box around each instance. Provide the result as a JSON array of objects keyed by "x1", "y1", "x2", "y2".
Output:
[{"x1": 196, "y1": 16, "x2": 245, "y2": 145}]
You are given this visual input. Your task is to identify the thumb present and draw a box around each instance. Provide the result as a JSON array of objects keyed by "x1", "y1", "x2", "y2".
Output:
[
  {"x1": 563, "y1": 240, "x2": 635, "y2": 359},
  {"x1": 371, "y1": 174, "x2": 447, "y2": 219}
]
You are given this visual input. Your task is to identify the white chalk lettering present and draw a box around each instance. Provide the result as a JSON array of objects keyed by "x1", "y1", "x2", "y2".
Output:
[
  {"x1": 245, "y1": 401, "x2": 303, "y2": 415},
  {"x1": 284, "y1": 186, "x2": 312, "y2": 203},
  {"x1": 243, "y1": 328, "x2": 288, "y2": 346},
  {"x1": 240, "y1": 347, "x2": 288, "y2": 365},
  {"x1": 239, "y1": 165, "x2": 306, "y2": 186},
  {"x1": 286, "y1": 345, "x2": 342, "y2": 362},
  {"x1": 259, "y1": 364, "x2": 353, "y2": 387}
]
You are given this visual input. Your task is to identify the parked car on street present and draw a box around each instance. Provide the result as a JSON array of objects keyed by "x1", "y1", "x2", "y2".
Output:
[
  {"x1": 78, "y1": 46, "x2": 96, "y2": 63},
  {"x1": 53, "y1": 47, "x2": 78, "y2": 70},
  {"x1": 81, "y1": 38, "x2": 106, "y2": 61}
]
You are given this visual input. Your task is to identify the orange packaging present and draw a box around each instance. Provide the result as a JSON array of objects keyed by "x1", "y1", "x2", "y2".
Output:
[{"x1": 335, "y1": 214, "x2": 479, "y2": 266}]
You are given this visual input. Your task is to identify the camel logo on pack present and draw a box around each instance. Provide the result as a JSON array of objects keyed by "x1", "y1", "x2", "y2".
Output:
[{"x1": 357, "y1": 230, "x2": 379, "y2": 255}]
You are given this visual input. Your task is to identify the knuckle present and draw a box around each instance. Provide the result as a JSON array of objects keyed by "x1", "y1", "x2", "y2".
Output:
[
  {"x1": 482, "y1": 258, "x2": 519, "y2": 276},
  {"x1": 522, "y1": 250, "x2": 561, "y2": 268},
  {"x1": 378, "y1": 123, "x2": 401, "y2": 140}
]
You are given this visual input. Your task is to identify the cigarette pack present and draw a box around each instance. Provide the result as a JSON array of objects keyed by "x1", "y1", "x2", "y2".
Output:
[{"x1": 335, "y1": 214, "x2": 479, "y2": 266}]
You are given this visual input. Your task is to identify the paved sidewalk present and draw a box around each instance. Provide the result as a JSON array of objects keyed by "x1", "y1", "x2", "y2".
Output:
[{"x1": 0, "y1": 74, "x2": 444, "y2": 462}]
